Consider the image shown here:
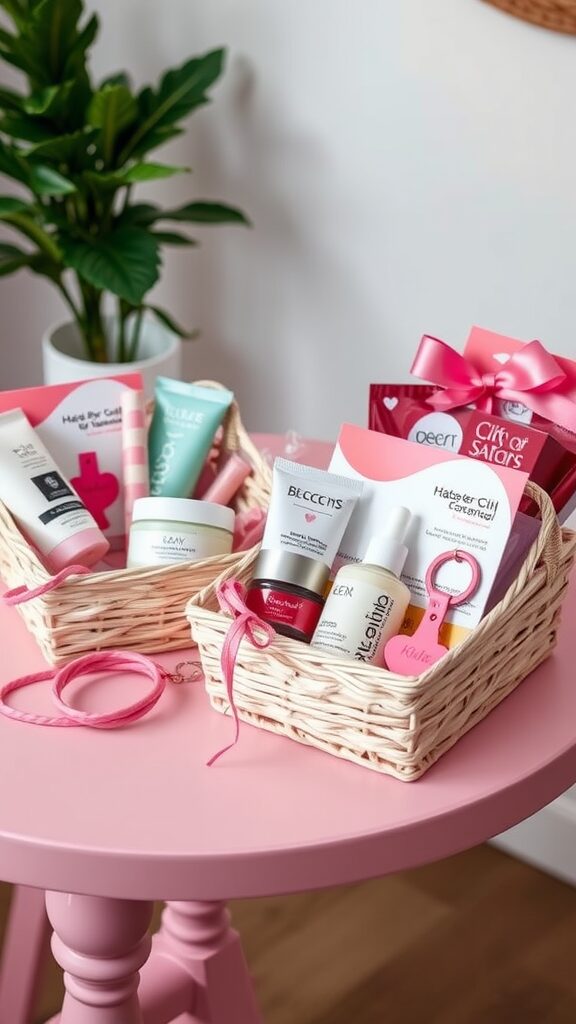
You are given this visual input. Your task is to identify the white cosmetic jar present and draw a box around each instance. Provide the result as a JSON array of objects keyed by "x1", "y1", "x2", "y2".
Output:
[{"x1": 127, "y1": 497, "x2": 235, "y2": 568}]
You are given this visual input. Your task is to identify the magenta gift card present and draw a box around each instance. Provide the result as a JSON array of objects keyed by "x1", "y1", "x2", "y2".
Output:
[{"x1": 0, "y1": 374, "x2": 143, "y2": 549}]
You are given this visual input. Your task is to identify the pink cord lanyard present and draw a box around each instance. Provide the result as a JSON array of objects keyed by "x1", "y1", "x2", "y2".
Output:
[
  {"x1": 207, "y1": 579, "x2": 275, "y2": 766},
  {"x1": 1, "y1": 568, "x2": 275, "y2": 757},
  {"x1": 385, "y1": 549, "x2": 481, "y2": 674},
  {"x1": 0, "y1": 650, "x2": 168, "y2": 728}
]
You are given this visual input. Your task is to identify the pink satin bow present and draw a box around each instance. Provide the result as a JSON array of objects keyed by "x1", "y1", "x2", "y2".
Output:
[
  {"x1": 410, "y1": 335, "x2": 576, "y2": 432},
  {"x1": 207, "y1": 579, "x2": 275, "y2": 766}
]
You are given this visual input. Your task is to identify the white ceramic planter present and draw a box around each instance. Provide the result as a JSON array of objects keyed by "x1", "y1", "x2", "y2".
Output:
[{"x1": 42, "y1": 315, "x2": 182, "y2": 398}]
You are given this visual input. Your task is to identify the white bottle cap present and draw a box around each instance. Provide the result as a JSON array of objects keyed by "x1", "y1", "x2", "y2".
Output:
[{"x1": 363, "y1": 506, "x2": 412, "y2": 578}]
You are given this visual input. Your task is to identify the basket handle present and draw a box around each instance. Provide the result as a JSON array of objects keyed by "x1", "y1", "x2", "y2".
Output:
[{"x1": 519, "y1": 481, "x2": 562, "y2": 586}]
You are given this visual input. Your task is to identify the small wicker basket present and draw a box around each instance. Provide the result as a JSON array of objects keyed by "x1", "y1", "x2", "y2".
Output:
[
  {"x1": 482, "y1": 0, "x2": 576, "y2": 34},
  {"x1": 0, "y1": 382, "x2": 271, "y2": 666},
  {"x1": 187, "y1": 482, "x2": 576, "y2": 781}
]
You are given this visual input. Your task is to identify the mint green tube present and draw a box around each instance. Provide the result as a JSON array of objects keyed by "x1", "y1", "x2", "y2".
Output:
[{"x1": 148, "y1": 378, "x2": 234, "y2": 497}]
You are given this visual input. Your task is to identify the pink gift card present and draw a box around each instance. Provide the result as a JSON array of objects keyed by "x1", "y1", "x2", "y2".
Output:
[
  {"x1": 329, "y1": 423, "x2": 528, "y2": 647},
  {"x1": 0, "y1": 374, "x2": 143, "y2": 549}
]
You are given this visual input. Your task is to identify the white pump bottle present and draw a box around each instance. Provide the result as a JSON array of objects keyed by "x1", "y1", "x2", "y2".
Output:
[{"x1": 311, "y1": 506, "x2": 412, "y2": 668}]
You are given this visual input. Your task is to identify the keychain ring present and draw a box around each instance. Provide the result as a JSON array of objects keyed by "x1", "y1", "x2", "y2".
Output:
[
  {"x1": 425, "y1": 549, "x2": 481, "y2": 607},
  {"x1": 51, "y1": 651, "x2": 166, "y2": 728}
]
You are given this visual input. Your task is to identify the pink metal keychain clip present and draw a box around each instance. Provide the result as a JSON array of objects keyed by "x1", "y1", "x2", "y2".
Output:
[{"x1": 384, "y1": 549, "x2": 481, "y2": 675}]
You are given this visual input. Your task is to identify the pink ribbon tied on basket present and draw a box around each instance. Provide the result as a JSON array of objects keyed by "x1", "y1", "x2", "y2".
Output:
[
  {"x1": 410, "y1": 335, "x2": 576, "y2": 432},
  {"x1": 207, "y1": 579, "x2": 275, "y2": 767},
  {"x1": 3, "y1": 564, "x2": 92, "y2": 605}
]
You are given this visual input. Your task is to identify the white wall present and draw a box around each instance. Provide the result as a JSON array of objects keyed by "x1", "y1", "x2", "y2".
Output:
[{"x1": 2, "y1": 0, "x2": 576, "y2": 442}]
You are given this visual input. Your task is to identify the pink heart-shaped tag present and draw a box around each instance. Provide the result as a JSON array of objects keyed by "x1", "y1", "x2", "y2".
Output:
[
  {"x1": 305, "y1": 512, "x2": 316, "y2": 523},
  {"x1": 383, "y1": 396, "x2": 399, "y2": 410},
  {"x1": 384, "y1": 633, "x2": 446, "y2": 675}
]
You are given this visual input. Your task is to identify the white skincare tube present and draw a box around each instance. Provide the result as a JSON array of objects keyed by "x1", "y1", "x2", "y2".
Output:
[
  {"x1": 261, "y1": 458, "x2": 363, "y2": 568},
  {"x1": 0, "y1": 409, "x2": 109, "y2": 570},
  {"x1": 246, "y1": 459, "x2": 364, "y2": 642}
]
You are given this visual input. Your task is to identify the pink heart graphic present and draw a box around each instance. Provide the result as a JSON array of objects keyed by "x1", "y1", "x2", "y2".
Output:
[
  {"x1": 383, "y1": 396, "x2": 398, "y2": 410},
  {"x1": 305, "y1": 512, "x2": 316, "y2": 523}
]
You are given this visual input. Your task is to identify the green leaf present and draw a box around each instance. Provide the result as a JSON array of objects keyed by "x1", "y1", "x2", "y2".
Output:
[
  {"x1": 159, "y1": 201, "x2": 250, "y2": 225},
  {"x1": 63, "y1": 11, "x2": 98, "y2": 78},
  {"x1": 61, "y1": 226, "x2": 161, "y2": 305},
  {"x1": 118, "y1": 48, "x2": 225, "y2": 163},
  {"x1": 29, "y1": 0, "x2": 84, "y2": 82},
  {"x1": 151, "y1": 230, "x2": 197, "y2": 246},
  {"x1": 84, "y1": 162, "x2": 188, "y2": 192},
  {"x1": 0, "y1": 113, "x2": 54, "y2": 143},
  {"x1": 26, "y1": 127, "x2": 96, "y2": 163},
  {"x1": 0, "y1": 85, "x2": 26, "y2": 113},
  {"x1": 23, "y1": 84, "x2": 60, "y2": 115},
  {"x1": 23, "y1": 77, "x2": 90, "y2": 130},
  {"x1": 126, "y1": 125, "x2": 183, "y2": 160},
  {"x1": 115, "y1": 202, "x2": 160, "y2": 227},
  {"x1": 0, "y1": 1, "x2": 27, "y2": 30},
  {"x1": 0, "y1": 210, "x2": 61, "y2": 262},
  {"x1": 123, "y1": 161, "x2": 189, "y2": 183},
  {"x1": 146, "y1": 304, "x2": 198, "y2": 339},
  {"x1": 28, "y1": 164, "x2": 75, "y2": 195},
  {"x1": 0, "y1": 140, "x2": 30, "y2": 185},
  {"x1": 88, "y1": 83, "x2": 137, "y2": 165},
  {"x1": 0, "y1": 240, "x2": 31, "y2": 275},
  {"x1": 0, "y1": 195, "x2": 30, "y2": 215},
  {"x1": 100, "y1": 71, "x2": 131, "y2": 90}
]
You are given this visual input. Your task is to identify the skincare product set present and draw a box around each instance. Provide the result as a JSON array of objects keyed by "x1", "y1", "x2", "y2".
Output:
[
  {"x1": 127, "y1": 377, "x2": 241, "y2": 569},
  {"x1": 0, "y1": 374, "x2": 257, "y2": 578},
  {"x1": 240, "y1": 326, "x2": 576, "y2": 675}
]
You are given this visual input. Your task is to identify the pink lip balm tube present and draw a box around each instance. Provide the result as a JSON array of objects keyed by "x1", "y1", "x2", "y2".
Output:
[
  {"x1": 202, "y1": 453, "x2": 252, "y2": 506},
  {"x1": 121, "y1": 389, "x2": 150, "y2": 541}
]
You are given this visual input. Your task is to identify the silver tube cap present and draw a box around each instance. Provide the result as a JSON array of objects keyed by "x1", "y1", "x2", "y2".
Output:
[{"x1": 252, "y1": 549, "x2": 330, "y2": 597}]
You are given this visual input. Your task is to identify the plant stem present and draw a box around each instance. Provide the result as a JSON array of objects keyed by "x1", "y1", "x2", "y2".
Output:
[
  {"x1": 80, "y1": 284, "x2": 108, "y2": 363},
  {"x1": 127, "y1": 305, "x2": 144, "y2": 362},
  {"x1": 57, "y1": 278, "x2": 82, "y2": 324},
  {"x1": 117, "y1": 299, "x2": 127, "y2": 362}
]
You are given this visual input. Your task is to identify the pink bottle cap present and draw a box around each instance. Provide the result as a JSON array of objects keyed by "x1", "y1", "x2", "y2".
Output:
[
  {"x1": 202, "y1": 453, "x2": 252, "y2": 506},
  {"x1": 48, "y1": 528, "x2": 110, "y2": 572}
]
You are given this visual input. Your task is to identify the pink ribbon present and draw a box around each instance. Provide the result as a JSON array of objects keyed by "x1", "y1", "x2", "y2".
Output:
[
  {"x1": 0, "y1": 650, "x2": 167, "y2": 728},
  {"x1": 3, "y1": 565, "x2": 91, "y2": 605},
  {"x1": 411, "y1": 335, "x2": 576, "y2": 431},
  {"x1": 207, "y1": 579, "x2": 275, "y2": 766}
]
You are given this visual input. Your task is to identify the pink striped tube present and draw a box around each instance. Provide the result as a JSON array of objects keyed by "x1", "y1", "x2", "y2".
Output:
[{"x1": 121, "y1": 389, "x2": 150, "y2": 543}]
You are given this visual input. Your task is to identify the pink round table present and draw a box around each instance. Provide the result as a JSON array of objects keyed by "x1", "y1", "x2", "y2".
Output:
[{"x1": 0, "y1": 436, "x2": 575, "y2": 1024}]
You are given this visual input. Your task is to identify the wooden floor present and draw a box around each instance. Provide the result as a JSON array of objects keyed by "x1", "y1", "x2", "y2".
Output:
[{"x1": 2, "y1": 844, "x2": 576, "y2": 1023}]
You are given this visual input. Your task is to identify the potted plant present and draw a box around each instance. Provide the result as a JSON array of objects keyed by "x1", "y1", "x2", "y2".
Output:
[{"x1": 0, "y1": 0, "x2": 248, "y2": 392}]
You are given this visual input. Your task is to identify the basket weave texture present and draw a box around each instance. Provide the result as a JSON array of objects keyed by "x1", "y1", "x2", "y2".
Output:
[
  {"x1": 482, "y1": 0, "x2": 576, "y2": 33},
  {"x1": 0, "y1": 381, "x2": 271, "y2": 666},
  {"x1": 188, "y1": 483, "x2": 576, "y2": 781}
]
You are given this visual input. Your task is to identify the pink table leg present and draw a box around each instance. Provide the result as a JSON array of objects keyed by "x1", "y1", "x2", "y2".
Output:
[
  {"x1": 45, "y1": 891, "x2": 153, "y2": 1024},
  {"x1": 140, "y1": 901, "x2": 263, "y2": 1024},
  {"x1": 0, "y1": 884, "x2": 51, "y2": 1024}
]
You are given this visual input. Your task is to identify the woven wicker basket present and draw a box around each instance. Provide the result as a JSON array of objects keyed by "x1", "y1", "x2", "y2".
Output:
[
  {"x1": 482, "y1": 0, "x2": 576, "y2": 34},
  {"x1": 0, "y1": 382, "x2": 271, "y2": 665},
  {"x1": 187, "y1": 482, "x2": 576, "y2": 781}
]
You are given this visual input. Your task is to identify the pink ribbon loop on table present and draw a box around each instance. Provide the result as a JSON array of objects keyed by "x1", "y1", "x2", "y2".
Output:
[
  {"x1": 410, "y1": 335, "x2": 576, "y2": 432},
  {"x1": 207, "y1": 579, "x2": 275, "y2": 767},
  {"x1": 3, "y1": 564, "x2": 91, "y2": 605},
  {"x1": 0, "y1": 650, "x2": 168, "y2": 728}
]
